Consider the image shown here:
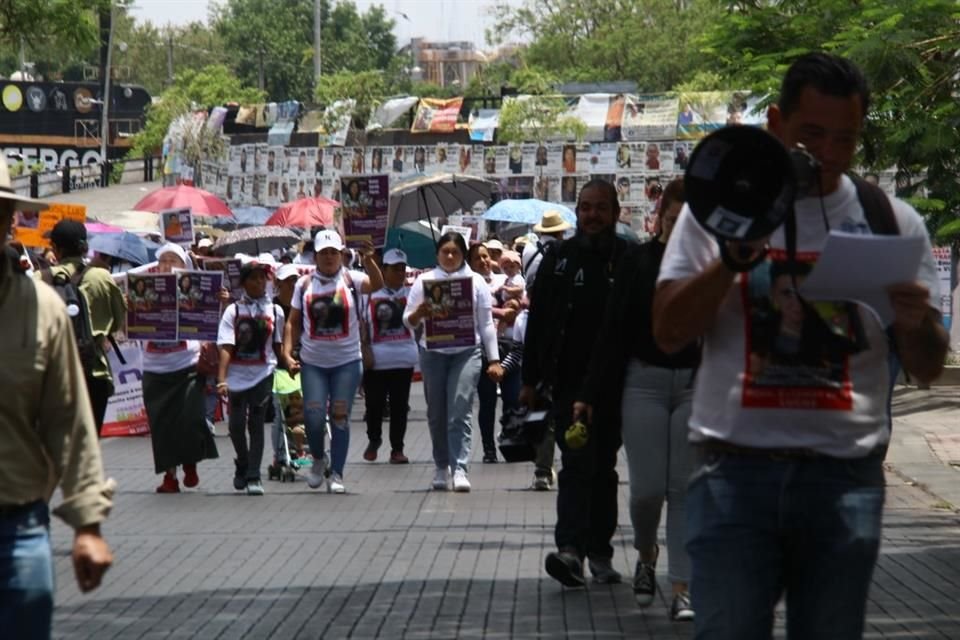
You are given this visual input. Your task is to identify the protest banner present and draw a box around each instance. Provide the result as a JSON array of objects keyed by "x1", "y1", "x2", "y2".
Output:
[
  {"x1": 126, "y1": 273, "x2": 178, "y2": 341},
  {"x1": 100, "y1": 342, "x2": 150, "y2": 437},
  {"x1": 199, "y1": 256, "x2": 243, "y2": 300},
  {"x1": 441, "y1": 224, "x2": 472, "y2": 246},
  {"x1": 160, "y1": 207, "x2": 194, "y2": 247},
  {"x1": 622, "y1": 94, "x2": 681, "y2": 141},
  {"x1": 340, "y1": 174, "x2": 390, "y2": 248},
  {"x1": 174, "y1": 269, "x2": 224, "y2": 341},
  {"x1": 411, "y1": 97, "x2": 464, "y2": 134},
  {"x1": 13, "y1": 202, "x2": 86, "y2": 249},
  {"x1": 423, "y1": 277, "x2": 475, "y2": 350}
]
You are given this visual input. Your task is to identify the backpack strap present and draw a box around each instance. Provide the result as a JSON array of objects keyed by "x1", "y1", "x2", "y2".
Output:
[
  {"x1": 851, "y1": 174, "x2": 899, "y2": 236},
  {"x1": 341, "y1": 270, "x2": 366, "y2": 335}
]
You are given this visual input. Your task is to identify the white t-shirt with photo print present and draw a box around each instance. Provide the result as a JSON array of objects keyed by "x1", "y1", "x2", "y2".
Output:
[
  {"x1": 217, "y1": 297, "x2": 285, "y2": 392},
  {"x1": 362, "y1": 286, "x2": 418, "y2": 370},
  {"x1": 141, "y1": 340, "x2": 200, "y2": 374},
  {"x1": 292, "y1": 269, "x2": 369, "y2": 368},
  {"x1": 657, "y1": 175, "x2": 940, "y2": 458}
]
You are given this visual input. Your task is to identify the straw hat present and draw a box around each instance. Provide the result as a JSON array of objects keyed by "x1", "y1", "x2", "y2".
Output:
[
  {"x1": 0, "y1": 155, "x2": 46, "y2": 212},
  {"x1": 534, "y1": 210, "x2": 573, "y2": 234}
]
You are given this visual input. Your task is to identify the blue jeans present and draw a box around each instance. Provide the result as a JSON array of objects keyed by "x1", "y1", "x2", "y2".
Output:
[
  {"x1": 301, "y1": 359, "x2": 363, "y2": 476},
  {"x1": 0, "y1": 501, "x2": 54, "y2": 640},
  {"x1": 419, "y1": 346, "x2": 482, "y2": 472},
  {"x1": 687, "y1": 449, "x2": 885, "y2": 639}
]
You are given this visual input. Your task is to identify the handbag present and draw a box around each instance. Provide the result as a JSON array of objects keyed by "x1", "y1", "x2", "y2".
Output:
[{"x1": 197, "y1": 341, "x2": 220, "y2": 376}]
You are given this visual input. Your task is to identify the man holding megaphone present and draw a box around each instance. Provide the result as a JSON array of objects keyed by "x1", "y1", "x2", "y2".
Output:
[{"x1": 654, "y1": 52, "x2": 947, "y2": 639}]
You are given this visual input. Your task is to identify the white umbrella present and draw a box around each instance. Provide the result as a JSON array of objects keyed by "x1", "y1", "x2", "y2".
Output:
[{"x1": 388, "y1": 173, "x2": 496, "y2": 234}]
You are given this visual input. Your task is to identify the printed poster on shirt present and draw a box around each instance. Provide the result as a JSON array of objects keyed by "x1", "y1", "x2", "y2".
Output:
[
  {"x1": 423, "y1": 277, "x2": 475, "y2": 350},
  {"x1": 305, "y1": 280, "x2": 353, "y2": 340},
  {"x1": 232, "y1": 301, "x2": 276, "y2": 365},
  {"x1": 126, "y1": 273, "x2": 178, "y2": 341},
  {"x1": 199, "y1": 257, "x2": 243, "y2": 301},
  {"x1": 741, "y1": 249, "x2": 863, "y2": 410},
  {"x1": 173, "y1": 269, "x2": 223, "y2": 341},
  {"x1": 160, "y1": 207, "x2": 194, "y2": 247},
  {"x1": 100, "y1": 342, "x2": 150, "y2": 438},
  {"x1": 340, "y1": 174, "x2": 390, "y2": 248},
  {"x1": 369, "y1": 295, "x2": 411, "y2": 344}
]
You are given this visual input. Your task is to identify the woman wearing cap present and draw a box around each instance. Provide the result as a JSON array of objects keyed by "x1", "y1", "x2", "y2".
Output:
[
  {"x1": 141, "y1": 243, "x2": 219, "y2": 494},
  {"x1": 360, "y1": 248, "x2": 418, "y2": 464},
  {"x1": 404, "y1": 232, "x2": 503, "y2": 491},
  {"x1": 283, "y1": 230, "x2": 383, "y2": 494},
  {"x1": 575, "y1": 178, "x2": 698, "y2": 620}
]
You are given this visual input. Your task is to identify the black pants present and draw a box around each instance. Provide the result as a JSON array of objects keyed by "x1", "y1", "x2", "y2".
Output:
[
  {"x1": 228, "y1": 376, "x2": 272, "y2": 481},
  {"x1": 363, "y1": 368, "x2": 413, "y2": 453},
  {"x1": 552, "y1": 391, "x2": 621, "y2": 560},
  {"x1": 476, "y1": 371, "x2": 499, "y2": 458},
  {"x1": 86, "y1": 375, "x2": 113, "y2": 438}
]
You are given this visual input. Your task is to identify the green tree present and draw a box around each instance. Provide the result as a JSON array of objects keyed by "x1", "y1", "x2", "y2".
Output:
[
  {"x1": 489, "y1": 0, "x2": 724, "y2": 92},
  {"x1": 129, "y1": 64, "x2": 264, "y2": 158},
  {"x1": 0, "y1": 0, "x2": 106, "y2": 52},
  {"x1": 700, "y1": 0, "x2": 960, "y2": 239}
]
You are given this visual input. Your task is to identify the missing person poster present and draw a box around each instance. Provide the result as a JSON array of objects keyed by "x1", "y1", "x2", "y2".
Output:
[
  {"x1": 199, "y1": 257, "x2": 243, "y2": 301},
  {"x1": 160, "y1": 207, "x2": 194, "y2": 247},
  {"x1": 174, "y1": 269, "x2": 224, "y2": 341},
  {"x1": 368, "y1": 294, "x2": 411, "y2": 344},
  {"x1": 126, "y1": 273, "x2": 178, "y2": 341},
  {"x1": 423, "y1": 277, "x2": 475, "y2": 350},
  {"x1": 340, "y1": 174, "x2": 389, "y2": 248}
]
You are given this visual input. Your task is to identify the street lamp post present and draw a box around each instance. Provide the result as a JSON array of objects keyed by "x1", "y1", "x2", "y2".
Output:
[{"x1": 99, "y1": 1, "x2": 117, "y2": 176}]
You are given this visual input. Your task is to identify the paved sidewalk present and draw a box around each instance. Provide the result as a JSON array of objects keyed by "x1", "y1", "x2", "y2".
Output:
[{"x1": 48, "y1": 382, "x2": 960, "y2": 639}]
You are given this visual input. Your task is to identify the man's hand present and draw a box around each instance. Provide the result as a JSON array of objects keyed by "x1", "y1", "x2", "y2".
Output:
[
  {"x1": 572, "y1": 401, "x2": 593, "y2": 425},
  {"x1": 73, "y1": 526, "x2": 112, "y2": 593},
  {"x1": 888, "y1": 282, "x2": 930, "y2": 331}
]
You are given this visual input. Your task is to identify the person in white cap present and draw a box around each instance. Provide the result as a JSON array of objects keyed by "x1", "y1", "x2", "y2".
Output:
[
  {"x1": 484, "y1": 238, "x2": 504, "y2": 274},
  {"x1": 360, "y1": 248, "x2": 418, "y2": 464},
  {"x1": 194, "y1": 237, "x2": 214, "y2": 257},
  {"x1": 283, "y1": 230, "x2": 383, "y2": 494}
]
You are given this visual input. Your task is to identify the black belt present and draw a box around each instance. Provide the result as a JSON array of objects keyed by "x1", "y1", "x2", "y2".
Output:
[
  {"x1": 0, "y1": 500, "x2": 42, "y2": 517},
  {"x1": 697, "y1": 439, "x2": 827, "y2": 460}
]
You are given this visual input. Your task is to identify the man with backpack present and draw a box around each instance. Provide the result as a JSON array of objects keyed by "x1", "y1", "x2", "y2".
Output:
[
  {"x1": 653, "y1": 52, "x2": 948, "y2": 639},
  {"x1": 41, "y1": 220, "x2": 127, "y2": 437}
]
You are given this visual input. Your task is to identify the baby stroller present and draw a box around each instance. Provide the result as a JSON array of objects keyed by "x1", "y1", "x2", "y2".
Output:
[{"x1": 268, "y1": 369, "x2": 330, "y2": 482}]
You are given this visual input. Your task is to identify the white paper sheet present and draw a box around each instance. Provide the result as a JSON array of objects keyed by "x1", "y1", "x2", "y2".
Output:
[{"x1": 798, "y1": 231, "x2": 926, "y2": 325}]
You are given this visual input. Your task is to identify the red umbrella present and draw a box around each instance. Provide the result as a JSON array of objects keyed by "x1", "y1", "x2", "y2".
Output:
[
  {"x1": 266, "y1": 196, "x2": 339, "y2": 228},
  {"x1": 133, "y1": 185, "x2": 233, "y2": 217}
]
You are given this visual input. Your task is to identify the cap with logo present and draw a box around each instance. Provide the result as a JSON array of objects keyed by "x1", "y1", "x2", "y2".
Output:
[
  {"x1": 314, "y1": 229, "x2": 344, "y2": 252},
  {"x1": 383, "y1": 248, "x2": 408, "y2": 266}
]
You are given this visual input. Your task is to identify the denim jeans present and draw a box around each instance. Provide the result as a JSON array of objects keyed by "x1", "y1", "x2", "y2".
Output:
[
  {"x1": 620, "y1": 361, "x2": 694, "y2": 584},
  {"x1": 301, "y1": 359, "x2": 363, "y2": 476},
  {"x1": 228, "y1": 375, "x2": 273, "y2": 481},
  {"x1": 419, "y1": 346, "x2": 482, "y2": 472},
  {"x1": 687, "y1": 449, "x2": 885, "y2": 639},
  {"x1": 0, "y1": 501, "x2": 54, "y2": 640}
]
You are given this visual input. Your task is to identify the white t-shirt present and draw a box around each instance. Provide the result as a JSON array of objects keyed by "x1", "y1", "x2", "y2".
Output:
[
  {"x1": 292, "y1": 269, "x2": 369, "y2": 368},
  {"x1": 217, "y1": 297, "x2": 284, "y2": 392},
  {"x1": 362, "y1": 286, "x2": 418, "y2": 370},
  {"x1": 141, "y1": 340, "x2": 200, "y2": 374},
  {"x1": 403, "y1": 265, "x2": 499, "y2": 359},
  {"x1": 657, "y1": 175, "x2": 940, "y2": 458}
]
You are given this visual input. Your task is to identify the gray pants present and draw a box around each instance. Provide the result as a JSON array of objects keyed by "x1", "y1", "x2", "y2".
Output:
[{"x1": 620, "y1": 360, "x2": 694, "y2": 584}]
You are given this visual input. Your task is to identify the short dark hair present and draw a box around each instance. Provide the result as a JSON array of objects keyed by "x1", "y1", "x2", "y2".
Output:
[
  {"x1": 435, "y1": 231, "x2": 468, "y2": 267},
  {"x1": 577, "y1": 178, "x2": 621, "y2": 220},
  {"x1": 778, "y1": 52, "x2": 870, "y2": 118},
  {"x1": 657, "y1": 178, "x2": 685, "y2": 217}
]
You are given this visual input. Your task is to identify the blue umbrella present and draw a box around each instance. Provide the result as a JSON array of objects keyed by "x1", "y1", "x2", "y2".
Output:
[
  {"x1": 88, "y1": 231, "x2": 150, "y2": 265},
  {"x1": 384, "y1": 227, "x2": 437, "y2": 269},
  {"x1": 481, "y1": 199, "x2": 576, "y2": 226}
]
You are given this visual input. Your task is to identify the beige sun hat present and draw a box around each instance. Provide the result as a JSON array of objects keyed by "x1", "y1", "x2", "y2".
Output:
[
  {"x1": 0, "y1": 155, "x2": 46, "y2": 212},
  {"x1": 534, "y1": 210, "x2": 573, "y2": 234}
]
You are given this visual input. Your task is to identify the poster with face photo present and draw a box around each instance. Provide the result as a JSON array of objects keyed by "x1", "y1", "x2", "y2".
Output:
[
  {"x1": 253, "y1": 143, "x2": 268, "y2": 175},
  {"x1": 533, "y1": 174, "x2": 553, "y2": 201},
  {"x1": 160, "y1": 207, "x2": 194, "y2": 247},
  {"x1": 390, "y1": 146, "x2": 406, "y2": 174},
  {"x1": 266, "y1": 146, "x2": 283, "y2": 176},
  {"x1": 126, "y1": 273, "x2": 177, "y2": 341},
  {"x1": 340, "y1": 174, "x2": 389, "y2": 248},
  {"x1": 674, "y1": 141, "x2": 696, "y2": 172},
  {"x1": 423, "y1": 277, "x2": 475, "y2": 350},
  {"x1": 368, "y1": 147, "x2": 387, "y2": 173},
  {"x1": 507, "y1": 144, "x2": 524, "y2": 175},
  {"x1": 305, "y1": 287, "x2": 351, "y2": 339},
  {"x1": 369, "y1": 296, "x2": 410, "y2": 344},
  {"x1": 408, "y1": 146, "x2": 430, "y2": 173},
  {"x1": 199, "y1": 257, "x2": 243, "y2": 301},
  {"x1": 455, "y1": 144, "x2": 473, "y2": 173},
  {"x1": 329, "y1": 148, "x2": 345, "y2": 176},
  {"x1": 587, "y1": 143, "x2": 617, "y2": 173},
  {"x1": 173, "y1": 269, "x2": 223, "y2": 341},
  {"x1": 266, "y1": 177, "x2": 281, "y2": 207},
  {"x1": 615, "y1": 173, "x2": 643, "y2": 206}
]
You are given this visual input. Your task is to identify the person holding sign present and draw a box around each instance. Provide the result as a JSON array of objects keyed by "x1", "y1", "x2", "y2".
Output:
[
  {"x1": 283, "y1": 230, "x2": 383, "y2": 495},
  {"x1": 403, "y1": 232, "x2": 503, "y2": 493}
]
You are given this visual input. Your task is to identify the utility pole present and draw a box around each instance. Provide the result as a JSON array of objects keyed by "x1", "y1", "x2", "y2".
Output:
[
  {"x1": 258, "y1": 48, "x2": 265, "y2": 91},
  {"x1": 166, "y1": 32, "x2": 174, "y2": 86},
  {"x1": 313, "y1": 0, "x2": 322, "y2": 87},
  {"x1": 100, "y1": 1, "x2": 115, "y2": 167}
]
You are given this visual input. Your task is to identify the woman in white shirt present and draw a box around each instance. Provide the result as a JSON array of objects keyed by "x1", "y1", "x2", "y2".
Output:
[
  {"x1": 404, "y1": 232, "x2": 503, "y2": 492},
  {"x1": 283, "y1": 230, "x2": 383, "y2": 494},
  {"x1": 141, "y1": 243, "x2": 218, "y2": 493}
]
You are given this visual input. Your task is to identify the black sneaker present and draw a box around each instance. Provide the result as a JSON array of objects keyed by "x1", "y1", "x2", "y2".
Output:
[
  {"x1": 633, "y1": 558, "x2": 657, "y2": 607},
  {"x1": 482, "y1": 452, "x2": 499, "y2": 463},
  {"x1": 588, "y1": 556, "x2": 622, "y2": 584},
  {"x1": 671, "y1": 591, "x2": 695, "y2": 621},
  {"x1": 545, "y1": 550, "x2": 586, "y2": 588},
  {"x1": 233, "y1": 459, "x2": 247, "y2": 491}
]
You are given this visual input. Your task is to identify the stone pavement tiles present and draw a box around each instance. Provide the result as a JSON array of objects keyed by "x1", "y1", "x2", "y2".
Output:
[{"x1": 50, "y1": 385, "x2": 960, "y2": 639}]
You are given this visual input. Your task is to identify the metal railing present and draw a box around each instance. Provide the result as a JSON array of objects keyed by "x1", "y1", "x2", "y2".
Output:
[{"x1": 9, "y1": 156, "x2": 162, "y2": 200}]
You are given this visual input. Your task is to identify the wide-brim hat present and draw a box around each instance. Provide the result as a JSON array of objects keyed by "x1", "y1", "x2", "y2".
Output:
[
  {"x1": 0, "y1": 155, "x2": 46, "y2": 212},
  {"x1": 534, "y1": 210, "x2": 574, "y2": 234}
]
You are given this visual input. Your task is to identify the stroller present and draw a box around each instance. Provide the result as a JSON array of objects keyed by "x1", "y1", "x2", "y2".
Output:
[{"x1": 268, "y1": 369, "x2": 330, "y2": 482}]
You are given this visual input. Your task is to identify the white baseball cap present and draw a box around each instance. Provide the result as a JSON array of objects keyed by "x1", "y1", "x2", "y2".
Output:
[
  {"x1": 276, "y1": 263, "x2": 300, "y2": 281},
  {"x1": 383, "y1": 248, "x2": 408, "y2": 265},
  {"x1": 314, "y1": 229, "x2": 344, "y2": 252},
  {"x1": 484, "y1": 239, "x2": 504, "y2": 251},
  {"x1": 197, "y1": 238, "x2": 214, "y2": 249}
]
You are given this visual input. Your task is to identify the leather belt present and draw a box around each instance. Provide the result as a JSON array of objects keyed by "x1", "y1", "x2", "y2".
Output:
[
  {"x1": 0, "y1": 500, "x2": 41, "y2": 517},
  {"x1": 696, "y1": 439, "x2": 826, "y2": 460}
]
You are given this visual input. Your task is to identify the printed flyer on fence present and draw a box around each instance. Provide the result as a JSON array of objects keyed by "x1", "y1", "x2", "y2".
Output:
[
  {"x1": 127, "y1": 273, "x2": 178, "y2": 341},
  {"x1": 174, "y1": 269, "x2": 224, "y2": 341},
  {"x1": 423, "y1": 277, "x2": 475, "y2": 350}
]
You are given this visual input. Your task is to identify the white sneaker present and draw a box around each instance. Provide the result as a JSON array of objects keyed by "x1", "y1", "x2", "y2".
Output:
[
  {"x1": 432, "y1": 467, "x2": 449, "y2": 491},
  {"x1": 306, "y1": 459, "x2": 326, "y2": 490},
  {"x1": 328, "y1": 473, "x2": 345, "y2": 494},
  {"x1": 245, "y1": 479, "x2": 264, "y2": 496},
  {"x1": 452, "y1": 468, "x2": 471, "y2": 492}
]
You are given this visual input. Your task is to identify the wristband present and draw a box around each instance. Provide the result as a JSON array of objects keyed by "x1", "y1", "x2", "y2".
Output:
[{"x1": 216, "y1": 382, "x2": 228, "y2": 388}]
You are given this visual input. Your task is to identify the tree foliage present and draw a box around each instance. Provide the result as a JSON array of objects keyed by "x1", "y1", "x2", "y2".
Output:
[{"x1": 0, "y1": 0, "x2": 106, "y2": 53}]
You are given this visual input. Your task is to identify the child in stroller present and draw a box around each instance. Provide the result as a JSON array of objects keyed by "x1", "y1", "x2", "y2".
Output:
[{"x1": 269, "y1": 369, "x2": 326, "y2": 481}]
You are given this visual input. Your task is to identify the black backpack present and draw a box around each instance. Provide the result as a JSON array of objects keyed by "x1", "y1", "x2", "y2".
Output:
[{"x1": 43, "y1": 266, "x2": 99, "y2": 374}]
